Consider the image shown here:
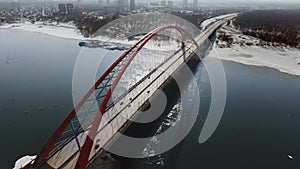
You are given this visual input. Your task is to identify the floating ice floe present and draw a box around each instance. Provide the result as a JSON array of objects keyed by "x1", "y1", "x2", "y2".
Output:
[
  {"x1": 288, "y1": 155, "x2": 294, "y2": 160},
  {"x1": 13, "y1": 155, "x2": 37, "y2": 169}
]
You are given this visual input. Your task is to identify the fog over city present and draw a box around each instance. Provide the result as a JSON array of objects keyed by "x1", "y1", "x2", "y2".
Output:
[{"x1": 1, "y1": 0, "x2": 300, "y2": 3}]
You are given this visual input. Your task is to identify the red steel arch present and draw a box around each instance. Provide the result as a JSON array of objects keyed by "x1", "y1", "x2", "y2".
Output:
[
  {"x1": 25, "y1": 25, "x2": 199, "y2": 169},
  {"x1": 75, "y1": 25, "x2": 199, "y2": 169},
  {"x1": 30, "y1": 32, "x2": 147, "y2": 168}
]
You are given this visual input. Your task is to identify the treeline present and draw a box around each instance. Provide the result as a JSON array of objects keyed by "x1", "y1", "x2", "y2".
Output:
[
  {"x1": 73, "y1": 12, "x2": 206, "y2": 38},
  {"x1": 73, "y1": 14, "x2": 119, "y2": 37},
  {"x1": 170, "y1": 11, "x2": 206, "y2": 26},
  {"x1": 234, "y1": 10, "x2": 300, "y2": 48}
]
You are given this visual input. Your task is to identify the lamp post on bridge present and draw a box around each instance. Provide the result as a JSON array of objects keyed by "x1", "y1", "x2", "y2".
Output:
[{"x1": 181, "y1": 41, "x2": 186, "y2": 62}]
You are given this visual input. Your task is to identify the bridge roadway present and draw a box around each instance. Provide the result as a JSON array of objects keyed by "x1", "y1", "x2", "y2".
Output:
[{"x1": 33, "y1": 14, "x2": 237, "y2": 169}]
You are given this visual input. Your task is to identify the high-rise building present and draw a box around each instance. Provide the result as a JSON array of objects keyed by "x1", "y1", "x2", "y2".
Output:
[
  {"x1": 58, "y1": 4, "x2": 66, "y2": 14},
  {"x1": 66, "y1": 3, "x2": 74, "y2": 15},
  {"x1": 161, "y1": 0, "x2": 167, "y2": 6},
  {"x1": 183, "y1": 0, "x2": 188, "y2": 9},
  {"x1": 193, "y1": 0, "x2": 198, "y2": 9},
  {"x1": 130, "y1": 0, "x2": 135, "y2": 11},
  {"x1": 118, "y1": 0, "x2": 129, "y2": 7},
  {"x1": 118, "y1": 0, "x2": 128, "y2": 13},
  {"x1": 168, "y1": 1, "x2": 174, "y2": 8},
  {"x1": 58, "y1": 3, "x2": 74, "y2": 15},
  {"x1": 106, "y1": 0, "x2": 110, "y2": 4},
  {"x1": 42, "y1": 6, "x2": 46, "y2": 17}
]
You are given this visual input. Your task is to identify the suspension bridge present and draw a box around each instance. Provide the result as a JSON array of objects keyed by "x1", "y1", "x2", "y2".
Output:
[{"x1": 21, "y1": 14, "x2": 237, "y2": 169}]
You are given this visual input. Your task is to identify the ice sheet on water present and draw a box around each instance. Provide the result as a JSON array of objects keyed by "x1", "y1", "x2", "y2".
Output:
[
  {"x1": 13, "y1": 155, "x2": 36, "y2": 169},
  {"x1": 288, "y1": 155, "x2": 294, "y2": 160}
]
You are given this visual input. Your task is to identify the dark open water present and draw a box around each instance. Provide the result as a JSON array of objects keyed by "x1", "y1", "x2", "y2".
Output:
[{"x1": 0, "y1": 29, "x2": 300, "y2": 169}]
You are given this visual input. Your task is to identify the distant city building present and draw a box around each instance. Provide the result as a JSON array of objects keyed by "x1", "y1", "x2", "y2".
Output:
[
  {"x1": 106, "y1": 0, "x2": 110, "y2": 5},
  {"x1": 130, "y1": 0, "x2": 135, "y2": 11},
  {"x1": 66, "y1": 3, "x2": 74, "y2": 15},
  {"x1": 149, "y1": 2, "x2": 160, "y2": 6},
  {"x1": 42, "y1": 6, "x2": 46, "y2": 17},
  {"x1": 161, "y1": 0, "x2": 167, "y2": 6},
  {"x1": 118, "y1": 0, "x2": 129, "y2": 13},
  {"x1": 77, "y1": 0, "x2": 82, "y2": 2},
  {"x1": 168, "y1": 1, "x2": 174, "y2": 8},
  {"x1": 183, "y1": 0, "x2": 188, "y2": 9},
  {"x1": 58, "y1": 3, "x2": 74, "y2": 15},
  {"x1": 58, "y1": 4, "x2": 66, "y2": 14},
  {"x1": 193, "y1": 0, "x2": 198, "y2": 9},
  {"x1": 118, "y1": 0, "x2": 129, "y2": 7}
]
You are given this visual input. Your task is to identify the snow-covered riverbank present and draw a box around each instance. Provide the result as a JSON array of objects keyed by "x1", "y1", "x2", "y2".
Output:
[
  {"x1": 0, "y1": 21, "x2": 84, "y2": 40},
  {"x1": 2, "y1": 19, "x2": 300, "y2": 76},
  {"x1": 209, "y1": 26, "x2": 300, "y2": 76},
  {"x1": 0, "y1": 21, "x2": 181, "y2": 51}
]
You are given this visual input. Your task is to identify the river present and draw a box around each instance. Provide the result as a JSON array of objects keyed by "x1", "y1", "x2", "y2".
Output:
[{"x1": 0, "y1": 29, "x2": 300, "y2": 169}]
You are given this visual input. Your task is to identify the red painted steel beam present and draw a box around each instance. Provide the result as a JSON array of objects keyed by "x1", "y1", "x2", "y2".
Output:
[{"x1": 75, "y1": 25, "x2": 200, "y2": 169}]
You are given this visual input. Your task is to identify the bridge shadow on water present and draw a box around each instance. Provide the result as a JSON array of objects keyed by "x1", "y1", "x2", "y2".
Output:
[{"x1": 109, "y1": 35, "x2": 216, "y2": 169}]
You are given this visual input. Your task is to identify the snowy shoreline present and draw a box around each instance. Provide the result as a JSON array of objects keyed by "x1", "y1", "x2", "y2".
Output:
[
  {"x1": 211, "y1": 46, "x2": 300, "y2": 77},
  {"x1": 0, "y1": 21, "x2": 86, "y2": 40},
  {"x1": 208, "y1": 26, "x2": 300, "y2": 77},
  {"x1": 1, "y1": 21, "x2": 300, "y2": 77},
  {"x1": 0, "y1": 21, "x2": 183, "y2": 51}
]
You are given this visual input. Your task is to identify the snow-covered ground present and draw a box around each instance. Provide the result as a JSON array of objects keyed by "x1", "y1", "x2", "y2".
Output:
[
  {"x1": 0, "y1": 21, "x2": 84, "y2": 40},
  {"x1": 0, "y1": 21, "x2": 181, "y2": 52},
  {"x1": 209, "y1": 25, "x2": 300, "y2": 76}
]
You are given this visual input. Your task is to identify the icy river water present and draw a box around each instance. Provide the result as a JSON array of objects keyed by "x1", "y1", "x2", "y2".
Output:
[{"x1": 0, "y1": 29, "x2": 300, "y2": 169}]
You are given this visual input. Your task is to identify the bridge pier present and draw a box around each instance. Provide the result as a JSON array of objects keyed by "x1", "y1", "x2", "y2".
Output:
[
  {"x1": 208, "y1": 30, "x2": 217, "y2": 43},
  {"x1": 181, "y1": 42, "x2": 186, "y2": 62},
  {"x1": 88, "y1": 153, "x2": 120, "y2": 169}
]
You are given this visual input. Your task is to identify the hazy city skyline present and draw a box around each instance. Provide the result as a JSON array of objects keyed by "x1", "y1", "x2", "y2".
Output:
[{"x1": 1, "y1": 0, "x2": 300, "y2": 3}]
